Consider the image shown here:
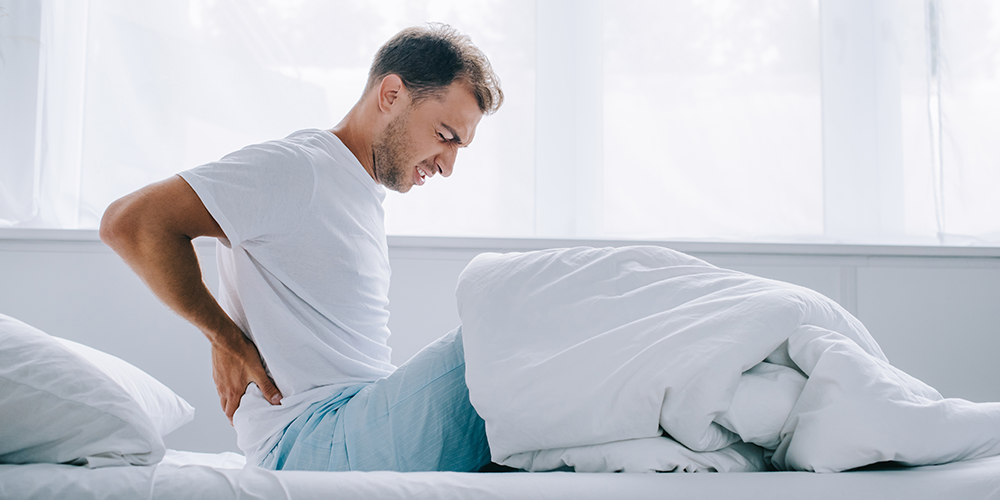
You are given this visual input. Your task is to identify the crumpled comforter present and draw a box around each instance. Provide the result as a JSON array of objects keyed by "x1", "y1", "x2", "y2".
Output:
[{"x1": 457, "y1": 246, "x2": 1000, "y2": 472}]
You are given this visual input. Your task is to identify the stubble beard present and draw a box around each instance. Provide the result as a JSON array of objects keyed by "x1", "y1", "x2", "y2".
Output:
[{"x1": 371, "y1": 109, "x2": 413, "y2": 193}]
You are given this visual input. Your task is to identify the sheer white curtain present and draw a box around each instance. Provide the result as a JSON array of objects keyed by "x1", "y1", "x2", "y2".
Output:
[
  {"x1": 2, "y1": 0, "x2": 998, "y2": 245},
  {"x1": 0, "y1": 0, "x2": 41, "y2": 227},
  {"x1": 600, "y1": 0, "x2": 1000, "y2": 245},
  {"x1": 603, "y1": 0, "x2": 824, "y2": 241},
  {"x1": 1, "y1": 0, "x2": 536, "y2": 233}
]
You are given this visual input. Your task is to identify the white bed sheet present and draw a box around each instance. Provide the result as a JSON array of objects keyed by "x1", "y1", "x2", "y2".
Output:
[{"x1": 1, "y1": 451, "x2": 999, "y2": 500}]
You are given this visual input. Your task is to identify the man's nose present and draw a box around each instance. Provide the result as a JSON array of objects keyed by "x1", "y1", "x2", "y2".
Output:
[{"x1": 438, "y1": 147, "x2": 457, "y2": 177}]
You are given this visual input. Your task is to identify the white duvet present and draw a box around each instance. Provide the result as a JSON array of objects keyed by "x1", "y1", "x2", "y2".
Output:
[{"x1": 457, "y1": 246, "x2": 1000, "y2": 472}]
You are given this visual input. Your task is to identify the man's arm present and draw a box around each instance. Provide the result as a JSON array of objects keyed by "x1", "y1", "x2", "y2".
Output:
[{"x1": 100, "y1": 175, "x2": 282, "y2": 423}]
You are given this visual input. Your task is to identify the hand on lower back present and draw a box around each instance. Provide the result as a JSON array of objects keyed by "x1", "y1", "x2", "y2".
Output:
[{"x1": 211, "y1": 338, "x2": 283, "y2": 424}]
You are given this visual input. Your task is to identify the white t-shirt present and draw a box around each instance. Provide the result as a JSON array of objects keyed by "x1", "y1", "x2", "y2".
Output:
[{"x1": 179, "y1": 129, "x2": 396, "y2": 464}]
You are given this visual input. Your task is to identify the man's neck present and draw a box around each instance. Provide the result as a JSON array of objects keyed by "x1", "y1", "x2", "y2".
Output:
[{"x1": 330, "y1": 104, "x2": 377, "y2": 182}]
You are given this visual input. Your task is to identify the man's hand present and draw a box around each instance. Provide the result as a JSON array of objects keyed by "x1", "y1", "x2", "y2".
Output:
[{"x1": 211, "y1": 333, "x2": 283, "y2": 425}]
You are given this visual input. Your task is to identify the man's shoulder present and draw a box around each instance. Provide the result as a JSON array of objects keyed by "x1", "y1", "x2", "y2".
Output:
[
  {"x1": 205, "y1": 130, "x2": 335, "y2": 180},
  {"x1": 240, "y1": 129, "x2": 326, "y2": 161}
]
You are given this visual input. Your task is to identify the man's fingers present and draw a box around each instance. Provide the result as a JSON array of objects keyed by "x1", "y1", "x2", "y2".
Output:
[
  {"x1": 224, "y1": 395, "x2": 239, "y2": 425},
  {"x1": 255, "y1": 374, "x2": 283, "y2": 405},
  {"x1": 220, "y1": 395, "x2": 236, "y2": 426}
]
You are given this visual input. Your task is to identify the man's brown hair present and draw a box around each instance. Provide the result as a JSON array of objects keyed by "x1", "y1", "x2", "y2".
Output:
[{"x1": 366, "y1": 23, "x2": 504, "y2": 115}]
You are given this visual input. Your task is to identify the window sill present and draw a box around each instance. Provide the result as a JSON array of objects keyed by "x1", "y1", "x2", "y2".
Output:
[{"x1": 1, "y1": 228, "x2": 998, "y2": 259}]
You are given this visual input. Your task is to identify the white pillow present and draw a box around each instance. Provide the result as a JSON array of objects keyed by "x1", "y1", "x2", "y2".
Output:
[
  {"x1": 0, "y1": 313, "x2": 165, "y2": 468},
  {"x1": 54, "y1": 337, "x2": 195, "y2": 437}
]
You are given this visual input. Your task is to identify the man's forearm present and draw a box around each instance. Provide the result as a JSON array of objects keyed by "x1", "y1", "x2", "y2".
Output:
[
  {"x1": 116, "y1": 231, "x2": 242, "y2": 347},
  {"x1": 100, "y1": 188, "x2": 242, "y2": 349}
]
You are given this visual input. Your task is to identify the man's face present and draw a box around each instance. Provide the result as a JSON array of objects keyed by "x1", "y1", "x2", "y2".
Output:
[{"x1": 372, "y1": 81, "x2": 483, "y2": 193}]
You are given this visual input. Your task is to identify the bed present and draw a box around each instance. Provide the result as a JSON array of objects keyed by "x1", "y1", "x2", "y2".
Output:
[
  {"x1": 4, "y1": 244, "x2": 1000, "y2": 500},
  {"x1": 2, "y1": 450, "x2": 1000, "y2": 499}
]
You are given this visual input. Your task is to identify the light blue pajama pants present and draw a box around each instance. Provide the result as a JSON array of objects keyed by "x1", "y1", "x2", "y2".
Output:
[{"x1": 259, "y1": 327, "x2": 491, "y2": 472}]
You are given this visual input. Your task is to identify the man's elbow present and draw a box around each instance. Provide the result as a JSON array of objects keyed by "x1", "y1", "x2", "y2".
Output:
[
  {"x1": 100, "y1": 196, "x2": 140, "y2": 254},
  {"x1": 101, "y1": 176, "x2": 209, "y2": 256}
]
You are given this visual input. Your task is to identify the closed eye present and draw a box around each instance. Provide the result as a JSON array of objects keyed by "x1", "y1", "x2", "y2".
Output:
[{"x1": 439, "y1": 124, "x2": 463, "y2": 145}]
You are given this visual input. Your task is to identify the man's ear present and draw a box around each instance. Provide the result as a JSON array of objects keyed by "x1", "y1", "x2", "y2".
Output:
[{"x1": 377, "y1": 74, "x2": 409, "y2": 114}]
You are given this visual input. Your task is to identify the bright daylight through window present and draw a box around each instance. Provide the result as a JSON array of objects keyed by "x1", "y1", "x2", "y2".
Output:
[{"x1": 1, "y1": 0, "x2": 998, "y2": 245}]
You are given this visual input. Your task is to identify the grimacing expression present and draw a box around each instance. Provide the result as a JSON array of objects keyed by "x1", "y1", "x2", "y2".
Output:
[{"x1": 370, "y1": 81, "x2": 484, "y2": 194}]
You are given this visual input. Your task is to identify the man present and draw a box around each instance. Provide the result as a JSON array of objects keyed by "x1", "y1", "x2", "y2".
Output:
[{"x1": 100, "y1": 23, "x2": 503, "y2": 472}]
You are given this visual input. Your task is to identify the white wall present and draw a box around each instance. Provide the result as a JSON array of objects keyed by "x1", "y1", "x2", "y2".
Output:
[{"x1": 2, "y1": 230, "x2": 999, "y2": 454}]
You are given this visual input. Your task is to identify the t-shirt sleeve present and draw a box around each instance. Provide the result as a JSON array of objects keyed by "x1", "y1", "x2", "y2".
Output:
[{"x1": 178, "y1": 140, "x2": 315, "y2": 247}]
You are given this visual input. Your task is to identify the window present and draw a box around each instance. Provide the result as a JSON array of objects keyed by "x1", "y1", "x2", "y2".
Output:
[
  {"x1": 2, "y1": 0, "x2": 998, "y2": 245},
  {"x1": 602, "y1": 0, "x2": 823, "y2": 241}
]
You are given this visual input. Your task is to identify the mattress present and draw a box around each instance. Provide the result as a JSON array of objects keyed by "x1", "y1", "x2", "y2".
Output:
[{"x1": 1, "y1": 451, "x2": 998, "y2": 500}]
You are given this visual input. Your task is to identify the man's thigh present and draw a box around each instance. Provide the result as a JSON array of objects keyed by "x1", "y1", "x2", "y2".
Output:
[{"x1": 339, "y1": 326, "x2": 491, "y2": 472}]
